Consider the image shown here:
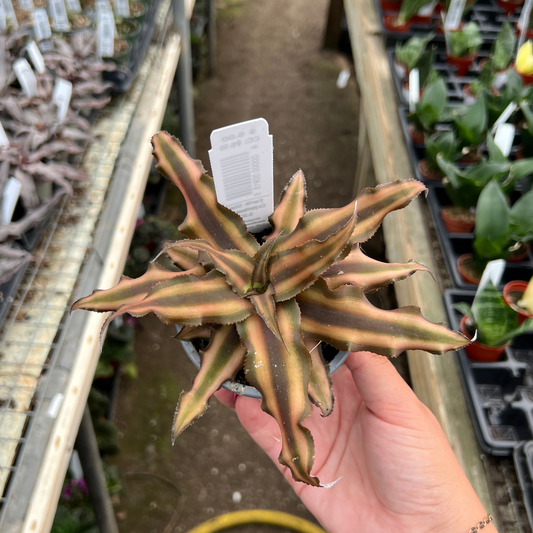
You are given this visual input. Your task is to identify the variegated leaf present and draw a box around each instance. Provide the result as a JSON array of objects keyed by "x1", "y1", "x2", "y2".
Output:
[
  {"x1": 270, "y1": 209, "x2": 356, "y2": 302},
  {"x1": 160, "y1": 240, "x2": 254, "y2": 297},
  {"x1": 103, "y1": 270, "x2": 254, "y2": 326},
  {"x1": 322, "y1": 245, "x2": 430, "y2": 291},
  {"x1": 249, "y1": 285, "x2": 283, "y2": 341},
  {"x1": 249, "y1": 236, "x2": 279, "y2": 293},
  {"x1": 349, "y1": 180, "x2": 426, "y2": 244},
  {"x1": 297, "y1": 278, "x2": 468, "y2": 356},
  {"x1": 151, "y1": 132, "x2": 259, "y2": 256},
  {"x1": 268, "y1": 170, "x2": 307, "y2": 240},
  {"x1": 172, "y1": 325, "x2": 246, "y2": 440},
  {"x1": 238, "y1": 300, "x2": 319, "y2": 486},
  {"x1": 175, "y1": 325, "x2": 213, "y2": 340},
  {"x1": 304, "y1": 339, "x2": 333, "y2": 417},
  {"x1": 165, "y1": 243, "x2": 199, "y2": 271},
  {"x1": 71, "y1": 262, "x2": 204, "y2": 312}
]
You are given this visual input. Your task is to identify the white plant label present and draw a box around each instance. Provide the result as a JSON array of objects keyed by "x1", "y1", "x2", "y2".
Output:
[
  {"x1": 19, "y1": 0, "x2": 34, "y2": 11},
  {"x1": 13, "y1": 58, "x2": 38, "y2": 97},
  {"x1": 113, "y1": 0, "x2": 130, "y2": 18},
  {"x1": 97, "y1": 8, "x2": 115, "y2": 57},
  {"x1": 494, "y1": 123, "x2": 515, "y2": 158},
  {"x1": 408, "y1": 68, "x2": 420, "y2": 113},
  {"x1": 418, "y1": 0, "x2": 437, "y2": 17},
  {"x1": 2, "y1": 0, "x2": 17, "y2": 28},
  {"x1": 492, "y1": 102, "x2": 517, "y2": 132},
  {"x1": 336, "y1": 68, "x2": 350, "y2": 89},
  {"x1": 476, "y1": 260, "x2": 506, "y2": 298},
  {"x1": 49, "y1": 0, "x2": 69, "y2": 31},
  {"x1": 1, "y1": 177, "x2": 21, "y2": 225},
  {"x1": 444, "y1": 0, "x2": 466, "y2": 31},
  {"x1": 33, "y1": 8, "x2": 51, "y2": 40},
  {"x1": 0, "y1": 121, "x2": 9, "y2": 148},
  {"x1": 519, "y1": 0, "x2": 533, "y2": 49},
  {"x1": 26, "y1": 41, "x2": 45, "y2": 74},
  {"x1": 52, "y1": 78, "x2": 72, "y2": 123},
  {"x1": 209, "y1": 118, "x2": 274, "y2": 233},
  {"x1": 65, "y1": 0, "x2": 81, "y2": 13}
]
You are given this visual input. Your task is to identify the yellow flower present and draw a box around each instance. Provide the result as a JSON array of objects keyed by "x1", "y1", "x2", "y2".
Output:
[
  {"x1": 517, "y1": 41, "x2": 533, "y2": 75},
  {"x1": 518, "y1": 276, "x2": 533, "y2": 313}
]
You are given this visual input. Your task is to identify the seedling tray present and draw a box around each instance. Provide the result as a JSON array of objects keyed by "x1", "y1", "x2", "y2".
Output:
[{"x1": 444, "y1": 289, "x2": 533, "y2": 455}]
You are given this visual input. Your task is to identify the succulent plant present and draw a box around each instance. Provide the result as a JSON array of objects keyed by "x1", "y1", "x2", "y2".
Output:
[{"x1": 73, "y1": 132, "x2": 468, "y2": 486}]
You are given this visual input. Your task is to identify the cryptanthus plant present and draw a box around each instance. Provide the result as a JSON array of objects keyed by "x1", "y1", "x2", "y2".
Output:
[{"x1": 73, "y1": 132, "x2": 468, "y2": 486}]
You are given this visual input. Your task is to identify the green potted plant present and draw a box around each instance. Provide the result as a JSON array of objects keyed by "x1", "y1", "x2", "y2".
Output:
[
  {"x1": 504, "y1": 276, "x2": 533, "y2": 324},
  {"x1": 383, "y1": 0, "x2": 434, "y2": 32},
  {"x1": 491, "y1": 22, "x2": 516, "y2": 88},
  {"x1": 419, "y1": 130, "x2": 461, "y2": 180},
  {"x1": 464, "y1": 58, "x2": 494, "y2": 104},
  {"x1": 446, "y1": 22, "x2": 482, "y2": 76},
  {"x1": 454, "y1": 280, "x2": 533, "y2": 361},
  {"x1": 394, "y1": 33, "x2": 435, "y2": 78},
  {"x1": 72, "y1": 132, "x2": 468, "y2": 486},
  {"x1": 453, "y1": 92, "x2": 487, "y2": 161}
]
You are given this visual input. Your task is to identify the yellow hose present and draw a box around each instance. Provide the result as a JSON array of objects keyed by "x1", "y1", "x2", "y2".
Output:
[{"x1": 186, "y1": 509, "x2": 327, "y2": 533}]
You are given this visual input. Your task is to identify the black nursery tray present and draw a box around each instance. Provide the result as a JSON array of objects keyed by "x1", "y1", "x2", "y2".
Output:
[
  {"x1": 445, "y1": 289, "x2": 533, "y2": 455},
  {"x1": 515, "y1": 442, "x2": 533, "y2": 528}
]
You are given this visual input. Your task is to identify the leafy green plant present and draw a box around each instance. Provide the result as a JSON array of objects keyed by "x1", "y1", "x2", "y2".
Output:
[
  {"x1": 492, "y1": 21, "x2": 515, "y2": 72},
  {"x1": 454, "y1": 281, "x2": 533, "y2": 346},
  {"x1": 453, "y1": 95, "x2": 488, "y2": 150},
  {"x1": 409, "y1": 78, "x2": 450, "y2": 133},
  {"x1": 398, "y1": 0, "x2": 434, "y2": 24},
  {"x1": 424, "y1": 130, "x2": 461, "y2": 173},
  {"x1": 72, "y1": 132, "x2": 468, "y2": 486},
  {"x1": 473, "y1": 179, "x2": 533, "y2": 263},
  {"x1": 88, "y1": 388, "x2": 121, "y2": 455},
  {"x1": 395, "y1": 33, "x2": 435, "y2": 72},
  {"x1": 468, "y1": 58, "x2": 493, "y2": 98},
  {"x1": 447, "y1": 22, "x2": 482, "y2": 58}
]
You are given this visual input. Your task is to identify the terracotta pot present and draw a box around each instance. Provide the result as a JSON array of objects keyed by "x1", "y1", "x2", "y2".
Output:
[
  {"x1": 412, "y1": 14, "x2": 432, "y2": 24},
  {"x1": 507, "y1": 243, "x2": 530, "y2": 263},
  {"x1": 407, "y1": 123, "x2": 425, "y2": 145},
  {"x1": 383, "y1": 14, "x2": 412, "y2": 32},
  {"x1": 457, "y1": 253, "x2": 481, "y2": 285},
  {"x1": 381, "y1": 0, "x2": 401, "y2": 11},
  {"x1": 503, "y1": 281, "x2": 533, "y2": 325},
  {"x1": 418, "y1": 159, "x2": 442, "y2": 181},
  {"x1": 441, "y1": 206, "x2": 475, "y2": 233},
  {"x1": 518, "y1": 69, "x2": 533, "y2": 86},
  {"x1": 447, "y1": 52, "x2": 478, "y2": 77},
  {"x1": 460, "y1": 316, "x2": 508, "y2": 362},
  {"x1": 498, "y1": 0, "x2": 524, "y2": 16}
]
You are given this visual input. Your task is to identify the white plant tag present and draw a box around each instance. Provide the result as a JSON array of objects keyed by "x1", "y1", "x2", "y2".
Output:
[
  {"x1": 0, "y1": 121, "x2": 9, "y2": 148},
  {"x1": 33, "y1": 8, "x2": 51, "y2": 40},
  {"x1": 69, "y1": 451, "x2": 84, "y2": 480},
  {"x1": 492, "y1": 102, "x2": 517, "y2": 132},
  {"x1": 444, "y1": 0, "x2": 466, "y2": 31},
  {"x1": 418, "y1": 0, "x2": 437, "y2": 17},
  {"x1": 2, "y1": 0, "x2": 17, "y2": 28},
  {"x1": 408, "y1": 68, "x2": 420, "y2": 113},
  {"x1": 26, "y1": 41, "x2": 45, "y2": 74},
  {"x1": 97, "y1": 8, "x2": 115, "y2": 57},
  {"x1": 13, "y1": 58, "x2": 38, "y2": 97},
  {"x1": 336, "y1": 68, "x2": 350, "y2": 89},
  {"x1": 494, "y1": 123, "x2": 515, "y2": 157},
  {"x1": 519, "y1": 0, "x2": 533, "y2": 49},
  {"x1": 476, "y1": 260, "x2": 506, "y2": 296},
  {"x1": 52, "y1": 78, "x2": 72, "y2": 123},
  {"x1": 65, "y1": 0, "x2": 81, "y2": 13},
  {"x1": 19, "y1": 0, "x2": 33, "y2": 11},
  {"x1": 113, "y1": 0, "x2": 129, "y2": 18},
  {"x1": 1, "y1": 177, "x2": 21, "y2": 225},
  {"x1": 209, "y1": 118, "x2": 274, "y2": 233},
  {"x1": 49, "y1": 0, "x2": 69, "y2": 31}
]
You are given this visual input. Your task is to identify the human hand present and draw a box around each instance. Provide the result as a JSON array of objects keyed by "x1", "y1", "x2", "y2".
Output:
[{"x1": 216, "y1": 351, "x2": 496, "y2": 533}]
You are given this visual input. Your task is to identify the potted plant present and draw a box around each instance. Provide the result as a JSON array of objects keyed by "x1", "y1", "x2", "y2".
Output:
[
  {"x1": 453, "y1": 94, "x2": 487, "y2": 162},
  {"x1": 459, "y1": 180, "x2": 533, "y2": 283},
  {"x1": 485, "y1": 70, "x2": 530, "y2": 127},
  {"x1": 463, "y1": 59, "x2": 493, "y2": 104},
  {"x1": 72, "y1": 132, "x2": 469, "y2": 486},
  {"x1": 454, "y1": 280, "x2": 533, "y2": 361},
  {"x1": 504, "y1": 277, "x2": 533, "y2": 324},
  {"x1": 446, "y1": 22, "x2": 482, "y2": 76},
  {"x1": 383, "y1": 0, "x2": 434, "y2": 32},
  {"x1": 419, "y1": 129, "x2": 461, "y2": 180},
  {"x1": 490, "y1": 22, "x2": 516, "y2": 88},
  {"x1": 516, "y1": 40, "x2": 533, "y2": 85},
  {"x1": 394, "y1": 32, "x2": 435, "y2": 78}
]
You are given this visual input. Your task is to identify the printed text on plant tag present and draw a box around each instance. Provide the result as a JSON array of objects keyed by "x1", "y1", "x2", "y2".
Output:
[
  {"x1": 97, "y1": 9, "x2": 115, "y2": 57},
  {"x1": 13, "y1": 59, "x2": 38, "y2": 98},
  {"x1": 49, "y1": 0, "x2": 69, "y2": 31},
  {"x1": 33, "y1": 8, "x2": 51, "y2": 40}
]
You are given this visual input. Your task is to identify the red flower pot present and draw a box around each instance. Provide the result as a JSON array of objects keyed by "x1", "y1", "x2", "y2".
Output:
[
  {"x1": 457, "y1": 253, "x2": 481, "y2": 285},
  {"x1": 447, "y1": 52, "x2": 478, "y2": 77},
  {"x1": 507, "y1": 243, "x2": 530, "y2": 263},
  {"x1": 383, "y1": 14, "x2": 412, "y2": 32},
  {"x1": 407, "y1": 123, "x2": 425, "y2": 145},
  {"x1": 460, "y1": 316, "x2": 508, "y2": 362},
  {"x1": 515, "y1": 21, "x2": 533, "y2": 39},
  {"x1": 498, "y1": 0, "x2": 524, "y2": 16},
  {"x1": 412, "y1": 14, "x2": 432, "y2": 25},
  {"x1": 418, "y1": 159, "x2": 442, "y2": 181},
  {"x1": 381, "y1": 0, "x2": 401, "y2": 11},
  {"x1": 503, "y1": 281, "x2": 533, "y2": 325},
  {"x1": 518, "y1": 69, "x2": 533, "y2": 86},
  {"x1": 440, "y1": 206, "x2": 475, "y2": 233}
]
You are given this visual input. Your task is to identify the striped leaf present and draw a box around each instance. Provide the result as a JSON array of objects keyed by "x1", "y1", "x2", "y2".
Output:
[
  {"x1": 175, "y1": 325, "x2": 212, "y2": 340},
  {"x1": 322, "y1": 245, "x2": 430, "y2": 291},
  {"x1": 297, "y1": 278, "x2": 468, "y2": 357},
  {"x1": 151, "y1": 132, "x2": 259, "y2": 256},
  {"x1": 268, "y1": 170, "x2": 307, "y2": 240},
  {"x1": 103, "y1": 270, "x2": 254, "y2": 326},
  {"x1": 349, "y1": 180, "x2": 426, "y2": 244},
  {"x1": 270, "y1": 209, "x2": 356, "y2": 302},
  {"x1": 238, "y1": 300, "x2": 319, "y2": 486},
  {"x1": 172, "y1": 325, "x2": 246, "y2": 441},
  {"x1": 249, "y1": 236, "x2": 279, "y2": 293},
  {"x1": 71, "y1": 262, "x2": 204, "y2": 312},
  {"x1": 304, "y1": 339, "x2": 333, "y2": 417},
  {"x1": 165, "y1": 243, "x2": 199, "y2": 271},
  {"x1": 249, "y1": 285, "x2": 283, "y2": 341},
  {"x1": 160, "y1": 240, "x2": 254, "y2": 296}
]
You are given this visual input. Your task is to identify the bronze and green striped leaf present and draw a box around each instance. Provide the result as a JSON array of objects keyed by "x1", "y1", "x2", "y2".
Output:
[
  {"x1": 175, "y1": 325, "x2": 213, "y2": 340},
  {"x1": 238, "y1": 299, "x2": 318, "y2": 486},
  {"x1": 322, "y1": 245, "x2": 430, "y2": 291},
  {"x1": 172, "y1": 325, "x2": 246, "y2": 440},
  {"x1": 304, "y1": 339, "x2": 334, "y2": 417},
  {"x1": 71, "y1": 262, "x2": 204, "y2": 312},
  {"x1": 151, "y1": 132, "x2": 259, "y2": 256},
  {"x1": 249, "y1": 285, "x2": 283, "y2": 342},
  {"x1": 298, "y1": 278, "x2": 468, "y2": 357}
]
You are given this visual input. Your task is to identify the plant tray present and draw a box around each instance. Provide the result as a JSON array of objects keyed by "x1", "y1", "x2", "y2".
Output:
[
  {"x1": 0, "y1": 249, "x2": 31, "y2": 328},
  {"x1": 444, "y1": 289, "x2": 533, "y2": 455},
  {"x1": 515, "y1": 442, "x2": 533, "y2": 529}
]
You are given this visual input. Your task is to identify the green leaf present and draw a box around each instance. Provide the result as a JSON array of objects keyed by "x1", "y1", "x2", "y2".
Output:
[
  {"x1": 449, "y1": 22, "x2": 482, "y2": 58},
  {"x1": 416, "y1": 79, "x2": 448, "y2": 131},
  {"x1": 475, "y1": 180, "x2": 510, "y2": 242},
  {"x1": 453, "y1": 302, "x2": 475, "y2": 324},
  {"x1": 510, "y1": 189, "x2": 533, "y2": 235},
  {"x1": 238, "y1": 300, "x2": 319, "y2": 486},
  {"x1": 486, "y1": 133, "x2": 507, "y2": 163},
  {"x1": 398, "y1": 0, "x2": 433, "y2": 24},
  {"x1": 151, "y1": 132, "x2": 259, "y2": 256},
  {"x1": 321, "y1": 245, "x2": 430, "y2": 291},
  {"x1": 425, "y1": 130, "x2": 461, "y2": 171},
  {"x1": 172, "y1": 325, "x2": 246, "y2": 440},
  {"x1": 297, "y1": 278, "x2": 468, "y2": 356},
  {"x1": 493, "y1": 21, "x2": 515, "y2": 71},
  {"x1": 495, "y1": 318, "x2": 533, "y2": 346},
  {"x1": 454, "y1": 95, "x2": 487, "y2": 147},
  {"x1": 395, "y1": 33, "x2": 435, "y2": 72}
]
